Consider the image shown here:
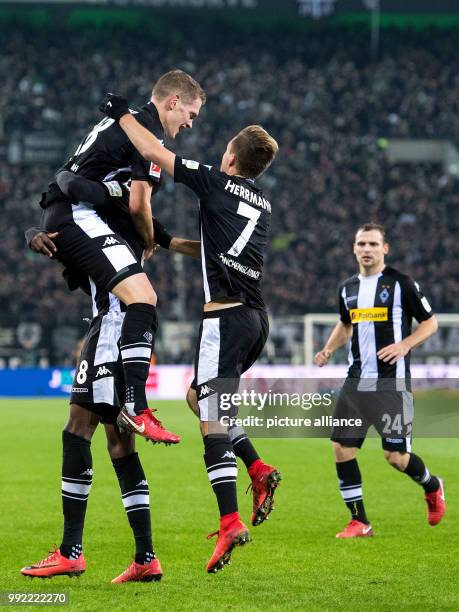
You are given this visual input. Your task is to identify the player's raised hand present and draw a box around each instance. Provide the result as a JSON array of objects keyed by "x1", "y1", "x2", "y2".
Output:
[
  {"x1": 315, "y1": 349, "x2": 331, "y2": 367},
  {"x1": 99, "y1": 93, "x2": 130, "y2": 122},
  {"x1": 377, "y1": 340, "x2": 410, "y2": 365},
  {"x1": 29, "y1": 231, "x2": 59, "y2": 258}
]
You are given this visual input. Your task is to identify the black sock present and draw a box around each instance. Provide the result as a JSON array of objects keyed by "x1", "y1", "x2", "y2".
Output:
[
  {"x1": 228, "y1": 425, "x2": 260, "y2": 469},
  {"x1": 112, "y1": 452, "x2": 154, "y2": 564},
  {"x1": 204, "y1": 435, "x2": 238, "y2": 517},
  {"x1": 404, "y1": 453, "x2": 439, "y2": 493},
  {"x1": 60, "y1": 431, "x2": 92, "y2": 559},
  {"x1": 336, "y1": 459, "x2": 369, "y2": 525},
  {"x1": 120, "y1": 303, "x2": 157, "y2": 415}
]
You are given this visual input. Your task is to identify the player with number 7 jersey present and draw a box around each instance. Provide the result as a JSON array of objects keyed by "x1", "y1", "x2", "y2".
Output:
[{"x1": 99, "y1": 94, "x2": 282, "y2": 574}]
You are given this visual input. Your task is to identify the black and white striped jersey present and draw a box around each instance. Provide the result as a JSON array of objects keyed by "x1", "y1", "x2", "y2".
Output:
[
  {"x1": 173, "y1": 156, "x2": 271, "y2": 310},
  {"x1": 339, "y1": 266, "x2": 433, "y2": 379},
  {"x1": 61, "y1": 101, "x2": 163, "y2": 189}
]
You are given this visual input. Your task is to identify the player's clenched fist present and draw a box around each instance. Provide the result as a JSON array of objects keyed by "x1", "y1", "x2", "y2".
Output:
[
  {"x1": 314, "y1": 349, "x2": 331, "y2": 367},
  {"x1": 99, "y1": 93, "x2": 130, "y2": 122}
]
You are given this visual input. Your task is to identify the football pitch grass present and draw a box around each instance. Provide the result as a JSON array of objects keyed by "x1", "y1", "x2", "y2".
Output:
[{"x1": 1, "y1": 398, "x2": 458, "y2": 611}]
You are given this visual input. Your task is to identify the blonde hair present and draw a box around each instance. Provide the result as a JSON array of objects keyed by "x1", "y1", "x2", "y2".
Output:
[
  {"x1": 231, "y1": 125, "x2": 278, "y2": 178},
  {"x1": 152, "y1": 70, "x2": 206, "y2": 105}
]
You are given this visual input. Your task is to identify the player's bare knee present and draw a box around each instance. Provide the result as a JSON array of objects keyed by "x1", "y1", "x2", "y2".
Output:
[
  {"x1": 385, "y1": 450, "x2": 407, "y2": 470},
  {"x1": 112, "y1": 273, "x2": 157, "y2": 306},
  {"x1": 107, "y1": 440, "x2": 135, "y2": 460},
  {"x1": 201, "y1": 420, "x2": 228, "y2": 438},
  {"x1": 186, "y1": 387, "x2": 200, "y2": 417},
  {"x1": 332, "y1": 441, "x2": 356, "y2": 462},
  {"x1": 105, "y1": 423, "x2": 135, "y2": 459},
  {"x1": 64, "y1": 404, "x2": 98, "y2": 440},
  {"x1": 106, "y1": 435, "x2": 136, "y2": 459}
]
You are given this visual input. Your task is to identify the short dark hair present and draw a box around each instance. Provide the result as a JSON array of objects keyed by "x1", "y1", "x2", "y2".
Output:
[
  {"x1": 231, "y1": 125, "x2": 278, "y2": 178},
  {"x1": 152, "y1": 70, "x2": 206, "y2": 105},
  {"x1": 355, "y1": 222, "x2": 387, "y2": 242}
]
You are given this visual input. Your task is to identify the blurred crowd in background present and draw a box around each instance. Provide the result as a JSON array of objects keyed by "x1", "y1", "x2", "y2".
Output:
[{"x1": 1, "y1": 25, "x2": 458, "y2": 339}]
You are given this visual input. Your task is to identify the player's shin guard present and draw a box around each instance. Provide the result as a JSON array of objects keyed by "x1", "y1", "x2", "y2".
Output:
[
  {"x1": 228, "y1": 425, "x2": 260, "y2": 469},
  {"x1": 120, "y1": 303, "x2": 157, "y2": 416},
  {"x1": 112, "y1": 452, "x2": 155, "y2": 564},
  {"x1": 204, "y1": 435, "x2": 238, "y2": 517},
  {"x1": 403, "y1": 453, "x2": 439, "y2": 493},
  {"x1": 60, "y1": 431, "x2": 92, "y2": 559},
  {"x1": 336, "y1": 459, "x2": 369, "y2": 525}
]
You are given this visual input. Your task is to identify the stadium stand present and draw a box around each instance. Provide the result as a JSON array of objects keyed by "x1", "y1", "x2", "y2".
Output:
[{"x1": 1, "y1": 24, "x2": 458, "y2": 363}]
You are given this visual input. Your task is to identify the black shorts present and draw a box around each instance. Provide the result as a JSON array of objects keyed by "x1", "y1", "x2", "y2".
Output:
[
  {"x1": 43, "y1": 200, "x2": 143, "y2": 292},
  {"x1": 70, "y1": 311, "x2": 126, "y2": 424},
  {"x1": 330, "y1": 379, "x2": 414, "y2": 452},
  {"x1": 192, "y1": 305, "x2": 269, "y2": 421}
]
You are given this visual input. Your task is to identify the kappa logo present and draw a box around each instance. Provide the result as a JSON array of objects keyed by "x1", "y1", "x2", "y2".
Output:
[
  {"x1": 80, "y1": 468, "x2": 93, "y2": 476},
  {"x1": 103, "y1": 236, "x2": 119, "y2": 247},
  {"x1": 136, "y1": 480, "x2": 148, "y2": 487},
  {"x1": 199, "y1": 384, "x2": 214, "y2": 398},
  {"x1": 143, "y1": 331, "x2": 153, "y2": 344},
  {"x1": 221, "y1": 451, "x2": 236, "y2": 459},
  {"x1": 96, "y1": 366, "x2": 112, "y2": 377}
]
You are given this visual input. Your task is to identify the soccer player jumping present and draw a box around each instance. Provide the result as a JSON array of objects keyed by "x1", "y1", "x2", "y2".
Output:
[
  {"x1": 39, "y1": 70, "x2": 205, "y2": 443},
  {"x1": 100, "y1": 94, "x2": 281, "y2": 573},
  {"x1": 315, "y1": 223, "x2": 445, "y2": 538}
]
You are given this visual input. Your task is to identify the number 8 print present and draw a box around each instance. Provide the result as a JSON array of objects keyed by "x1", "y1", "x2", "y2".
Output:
[{"x1": 76, "y1": 360, "x2": 89, "y2": 384}]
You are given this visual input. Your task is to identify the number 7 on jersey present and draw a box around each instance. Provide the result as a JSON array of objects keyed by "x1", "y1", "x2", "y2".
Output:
[{"x1": 227, "y1": 201, "x2": 261, "y2": 257}]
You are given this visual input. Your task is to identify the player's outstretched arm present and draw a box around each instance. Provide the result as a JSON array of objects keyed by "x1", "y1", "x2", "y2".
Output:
[
  {"x1": 153, "y1": 217, "x2": 200, "y2": 260},
  {"x1": 170, "y1": 238, "x2": 201, "y2": 261},
  {"x1": 315, "y1": 321, "x2": 352, "y2": 367},
  {"x1": 99, "y1": 94, "x2": 176, "y2": 176}
]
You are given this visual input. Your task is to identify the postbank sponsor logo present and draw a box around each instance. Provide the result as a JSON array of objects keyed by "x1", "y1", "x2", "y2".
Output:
[{"x1": 350, "y1": 307, "x2": 388, "y2": 323}]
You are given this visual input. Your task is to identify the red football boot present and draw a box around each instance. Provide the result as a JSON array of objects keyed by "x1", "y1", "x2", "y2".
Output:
[
  {"x1": 117, "y1": 408, "x2": 180, "y2": 445},
  {"x1": 247, "y1": 460, "x2": 282, "y2": 526},
  {"x1": 21, "y1": 548, "x2": 86, "y2": 578},
  {"x1": 336, "y1": 520, "x2": 374, "y2": 539},
  {"x1": 425, "y1": 477, "x2": 446, "y2": 526},
  {"x1": 206, "y1": 514, "x2": 250, "y2": 574},
  {"x1": 111, "y1": 558, "x2": 163, "y2": 583}
]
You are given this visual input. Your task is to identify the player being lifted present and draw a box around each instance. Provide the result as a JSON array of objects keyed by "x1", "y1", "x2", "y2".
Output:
[
  {"x1": 39, "y1": 70, "x2": 205, "y2": 443},
  {"x1": 315, "y1": 223, "x2": 445, "y2": 538},
  {"x1": 100, "y1": 94, "x2": 281, "y2": 573},
  {"x1": 19, "y1": 70, "x2": 205, "y2": 582},
  {"x1": 22, "y1": 177, "x2": 199, "y2": 583}
]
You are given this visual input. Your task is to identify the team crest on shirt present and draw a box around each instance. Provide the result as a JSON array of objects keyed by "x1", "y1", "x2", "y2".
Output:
[{"x1": 379, "y1": 286, "x2": 390, "y2": 303}]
